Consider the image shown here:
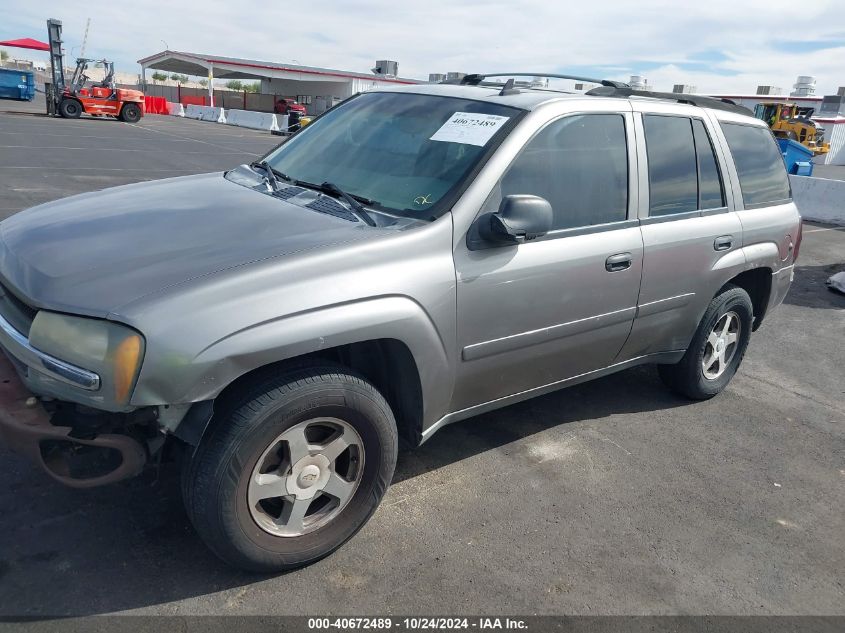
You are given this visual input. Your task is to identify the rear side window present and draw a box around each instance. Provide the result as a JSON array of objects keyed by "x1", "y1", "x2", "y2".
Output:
[
  {"x1": 644, "y1": 116, "x2": 698, "y2": 216},
  {"x1": 720, "y1": 122, "x2": 791, "y2": 207},
  {"x1": 498, "y1": 114, "x2": 628, "y2": 230},
  {"x1": 692, "y1": 119, "x2": 726, "y2": 209}
]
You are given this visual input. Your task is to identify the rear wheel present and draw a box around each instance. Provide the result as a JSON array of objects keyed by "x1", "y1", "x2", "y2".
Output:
[
  {"x1": 59, "y1": 99, "x2": 82, "y2": 119},
  {"x1": 119, "y1": 102, "x2": 142, "y2": 123},
  {"x1": 658, "y1": 284, "x2": 753, "y2": 400},
  {"x1": 182, "y1": 363, "x2": 397, "y2": 572}
]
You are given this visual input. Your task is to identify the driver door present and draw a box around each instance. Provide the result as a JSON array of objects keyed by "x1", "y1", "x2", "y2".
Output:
[{"x1": 451, "y1": 107, "x2": 643, "y2": 412}]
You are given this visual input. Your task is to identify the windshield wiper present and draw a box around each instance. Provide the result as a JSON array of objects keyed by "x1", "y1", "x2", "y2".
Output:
[
  {"x1": 249, "y1": 161, "x2": 297, "y2": 190},
  {"x1": 298, "y1": 180, "x2": 377, "y2": 227}
]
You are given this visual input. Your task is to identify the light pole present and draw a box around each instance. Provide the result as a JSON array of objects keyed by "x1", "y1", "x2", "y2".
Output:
[{"x1": 160, "y1": 39, "x2": 168, "y2": 51}]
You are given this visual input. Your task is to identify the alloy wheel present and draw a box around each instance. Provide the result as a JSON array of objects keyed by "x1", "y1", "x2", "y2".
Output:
[
  {"x1": 247, "y1": 418, "x2": 364, "y2": 537},
  {"x1": 702, "y1": 311, "x2": 741, "y2": 380}
]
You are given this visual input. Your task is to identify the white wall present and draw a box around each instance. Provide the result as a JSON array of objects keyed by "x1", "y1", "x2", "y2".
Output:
[
  {"x1": 260, "y1": 78, "x2": 351, "y2": 114},
  {"x1": 258, "y1": 76, "x2": 417, "y2": 114},
  {"x1": 790, "y1": 175, "x2": 845, "y2": 225},
  {"x1": 820, "y1": 122, "x2": 845, "y2": 165}
]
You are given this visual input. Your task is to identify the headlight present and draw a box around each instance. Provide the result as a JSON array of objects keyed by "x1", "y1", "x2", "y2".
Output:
[{"x1": 28, "y1": 311, "x2": 145, "y2": 406}]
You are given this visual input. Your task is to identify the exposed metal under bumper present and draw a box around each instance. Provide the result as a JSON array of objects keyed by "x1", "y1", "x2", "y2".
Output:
[{"x1": 0, "y1": 353, "x2": 146, "y2": 488}]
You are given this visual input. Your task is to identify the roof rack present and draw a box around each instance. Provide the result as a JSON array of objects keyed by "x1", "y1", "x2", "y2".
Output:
[
  {"x1": 585, "y1": 86, "x2": 753, "y2": 115},
  {"x1": 456, "y1": 73, "x2": 629, "y2": 89}
]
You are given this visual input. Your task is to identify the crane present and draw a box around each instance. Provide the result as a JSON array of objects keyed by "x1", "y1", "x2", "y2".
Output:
[{"x1": 79, "y1": 18, "x2": 91, "y2": 58}]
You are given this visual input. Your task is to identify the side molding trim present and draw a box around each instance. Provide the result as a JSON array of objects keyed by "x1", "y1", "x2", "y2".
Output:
[{"x1": 462, "y1": 306, "x2": 637, "y2": 361}]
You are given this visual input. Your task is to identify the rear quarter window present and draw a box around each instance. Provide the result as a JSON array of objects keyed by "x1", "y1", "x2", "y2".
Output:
[{"x1": 720, "y1": 122, "x2": 791, "y2": 207}]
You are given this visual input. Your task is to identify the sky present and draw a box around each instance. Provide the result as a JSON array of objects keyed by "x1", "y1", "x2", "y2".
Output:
[{"x1": 2, "y1": 0, "x2": 844, "y2": 95}]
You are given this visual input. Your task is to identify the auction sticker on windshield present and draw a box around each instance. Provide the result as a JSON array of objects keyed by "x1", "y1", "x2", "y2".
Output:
[{"x1": 429, "y1": 112, "x2": 510, "y2": 146}]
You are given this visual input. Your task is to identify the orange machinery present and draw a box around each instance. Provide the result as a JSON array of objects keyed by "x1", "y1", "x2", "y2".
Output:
[{"x1": 46, "y1": 19, "x2": 144, "y2": 122}]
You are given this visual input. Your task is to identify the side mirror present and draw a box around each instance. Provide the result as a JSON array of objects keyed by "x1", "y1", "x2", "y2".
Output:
[{"x1": 479, "y1": 195, "x2": 554, "y2": 245}]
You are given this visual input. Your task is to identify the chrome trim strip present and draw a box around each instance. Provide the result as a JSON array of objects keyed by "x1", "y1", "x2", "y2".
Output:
[
  {"x1": 462, "y1": 306, "x2": 637, "y2": 361},
  {"x1": 0, "y1": 311, "x2": 100, "y2": 390},
  {"x1": 636, "y1": 292, "x2": 696, "y2": 318}
]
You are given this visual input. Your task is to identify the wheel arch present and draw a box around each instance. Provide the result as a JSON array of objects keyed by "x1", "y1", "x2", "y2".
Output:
[
  {"x1": 147, "y1": 296, "x2": 453, "y2": 448},
  {"x1": 208, "y1": 338, "x2": 424, "y2": 447},
  {"x1": 722, "y1": 267, "x2": 773, "y2": 331}
]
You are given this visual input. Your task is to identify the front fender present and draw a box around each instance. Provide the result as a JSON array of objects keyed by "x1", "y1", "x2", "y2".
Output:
[{"x1": 132, "y1": 295, "x2": 454, "y2": 429}]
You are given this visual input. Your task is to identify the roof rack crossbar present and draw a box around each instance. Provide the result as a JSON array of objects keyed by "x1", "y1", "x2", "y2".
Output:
[
  {"x1": 584, "y1": 86, "x2": 753, "y2": 115},
  {"x1": 457, "y1": 73, "x2": 629, "y2": 89}
]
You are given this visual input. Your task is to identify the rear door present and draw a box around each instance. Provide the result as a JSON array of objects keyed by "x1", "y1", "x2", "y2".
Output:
[{"x1": 618, "y1": 104, "x2": 744, "y2": 360}]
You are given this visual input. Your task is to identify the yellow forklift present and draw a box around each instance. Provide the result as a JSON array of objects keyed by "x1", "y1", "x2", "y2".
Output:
[{"x1": 753, "y1": 102, "x2": 829, "y2": 155}]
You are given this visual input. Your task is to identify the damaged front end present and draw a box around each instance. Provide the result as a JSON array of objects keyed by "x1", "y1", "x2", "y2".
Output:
[{"x1": 0, "y1": 353, "x2": 156, "y2": 487}]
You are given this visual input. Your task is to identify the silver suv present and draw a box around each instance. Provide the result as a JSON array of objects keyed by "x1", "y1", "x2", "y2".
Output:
[{"x1": 0, "y1": 74, "x2": 801, "y2": 571}]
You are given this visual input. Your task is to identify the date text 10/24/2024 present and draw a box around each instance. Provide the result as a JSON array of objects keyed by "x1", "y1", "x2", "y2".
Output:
[{"x1": 308, "y1": 617, "x2": 529, "y2": 630}]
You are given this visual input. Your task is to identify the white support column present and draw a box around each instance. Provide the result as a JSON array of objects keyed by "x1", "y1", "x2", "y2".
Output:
[{"x1": 208, "y1": 62, "x2": 214, "y2": 107}]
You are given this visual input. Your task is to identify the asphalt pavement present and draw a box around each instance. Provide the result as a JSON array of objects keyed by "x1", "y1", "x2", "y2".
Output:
[{"x1": 0, "y1": 97, "x2": 843, "y2": 617}]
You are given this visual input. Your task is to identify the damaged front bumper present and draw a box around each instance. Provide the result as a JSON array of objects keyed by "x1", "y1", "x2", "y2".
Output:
[{"x1": 0, "y1": 352, "x2": 147, "y2": 487}]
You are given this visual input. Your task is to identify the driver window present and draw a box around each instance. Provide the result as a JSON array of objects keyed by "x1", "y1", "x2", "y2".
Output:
[{"x1": 487, "y1": 114, "x2": 629, "y2": 230}]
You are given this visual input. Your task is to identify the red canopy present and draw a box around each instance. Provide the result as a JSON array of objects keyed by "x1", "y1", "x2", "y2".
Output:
[{"x1": 0, "y1": 38, "x2": 50, "y2": 52}]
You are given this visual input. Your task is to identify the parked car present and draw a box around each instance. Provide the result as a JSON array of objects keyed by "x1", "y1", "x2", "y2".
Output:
[
  {"x1": 274, "y1": 98, "x2": 308, "y2": 131},
  {"x1": 274, "y1": 97, "x2": 306, "y2": 116},
  {"x1": 0, "y1": 75, "x2": 801, "y2": 572}
]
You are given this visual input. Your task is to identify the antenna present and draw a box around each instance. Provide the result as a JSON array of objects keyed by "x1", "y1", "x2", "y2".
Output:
[{"x1": 79, "y1": 17, "x2": 91, "y2": 58}]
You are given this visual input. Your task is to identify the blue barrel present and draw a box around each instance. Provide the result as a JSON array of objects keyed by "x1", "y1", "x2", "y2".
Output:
[
  {"x1": 0, "y1": 68, "x2": 36, "y2": 101},
  {"x1": 777, "y1": 137, "x2": 814, "y2": 176}
]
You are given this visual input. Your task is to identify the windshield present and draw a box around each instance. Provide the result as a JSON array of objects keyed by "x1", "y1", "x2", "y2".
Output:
[{"x1": 263, "y1": 92, "x2": 521, "y2": 219}]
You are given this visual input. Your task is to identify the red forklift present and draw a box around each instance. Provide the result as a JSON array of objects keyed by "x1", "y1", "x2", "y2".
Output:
[{"x1": 46, "y1": 18, "x2": 145, "y2": 122}]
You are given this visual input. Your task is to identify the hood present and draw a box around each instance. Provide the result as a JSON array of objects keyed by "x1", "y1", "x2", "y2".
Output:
[{"x1": 0, "y1": 171, "x2": 380, "y2": 318}]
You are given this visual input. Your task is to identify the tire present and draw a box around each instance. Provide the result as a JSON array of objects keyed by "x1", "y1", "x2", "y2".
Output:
[
  {"x1": 59, "y1": 99, "x2": 82, "y2": 119},
  {"x1": 182, "y1": 363, "x2": 397, "y2": 572},
  {"x1": 119, "y1": 102, "x2": 142, "y2": 123},
  {"x1": 658, "y1": 284, "x2": 753, "y2": 400}
]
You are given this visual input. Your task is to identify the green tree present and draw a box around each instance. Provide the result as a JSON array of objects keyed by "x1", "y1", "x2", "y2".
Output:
[
  {"x1": 225, "y1": 79, "x2": 243, "y2": 91},
  {"x1": 244, "y1": 82, "x2": 261, "y2": 93},
  {"x1": 150, "y1": 71, "x2": 167, "y2": 84},
  {"x1": 0, "y1": 50, "x2": 8, "y2": 62},
  {"x1": 197, "y1": 78, "x2": 208, "y2": 88}
]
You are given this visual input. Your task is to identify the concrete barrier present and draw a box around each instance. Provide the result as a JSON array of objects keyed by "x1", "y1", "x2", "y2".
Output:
[
  {"x1": 201, "y1": 106, "x2": 226, "y2": 123},
  {"x1": 185, "y1": 104, "x2": 205, "y2": 119},
  {"x1": 226, "y1": 109, "x2": 280, "y2": 132},
  {"x1": 167, "y1": 102, "x2": 185, "y2": 117},
  {"x1": 789, "y1": 175, "x2": 845, "y2": 225},
  {"x1": 184, "y1": 104, "x2": 227, "y2": 123}
]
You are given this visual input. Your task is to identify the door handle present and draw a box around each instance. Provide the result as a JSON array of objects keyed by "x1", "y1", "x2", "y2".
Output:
[
  {"x1": 714, "y1": 235, "x2": 733, "y2": 251},
  {"x1": 605, "y1": 252, "x2": 632, "y2": 272}
]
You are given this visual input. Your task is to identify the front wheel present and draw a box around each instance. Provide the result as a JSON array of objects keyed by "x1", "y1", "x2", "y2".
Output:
[
  {"x1": 182, "y1": 364, "x2": 397, "y2": 572},
  {"x1": 119, "y1": 102, "x2": 142, "y2": 123},
  {"x1": 59, "y1": 98, "x2": 82, "y2": 119},
  {"x1": 658, "y1": 284, "x2": 753, "y2": 400}
]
